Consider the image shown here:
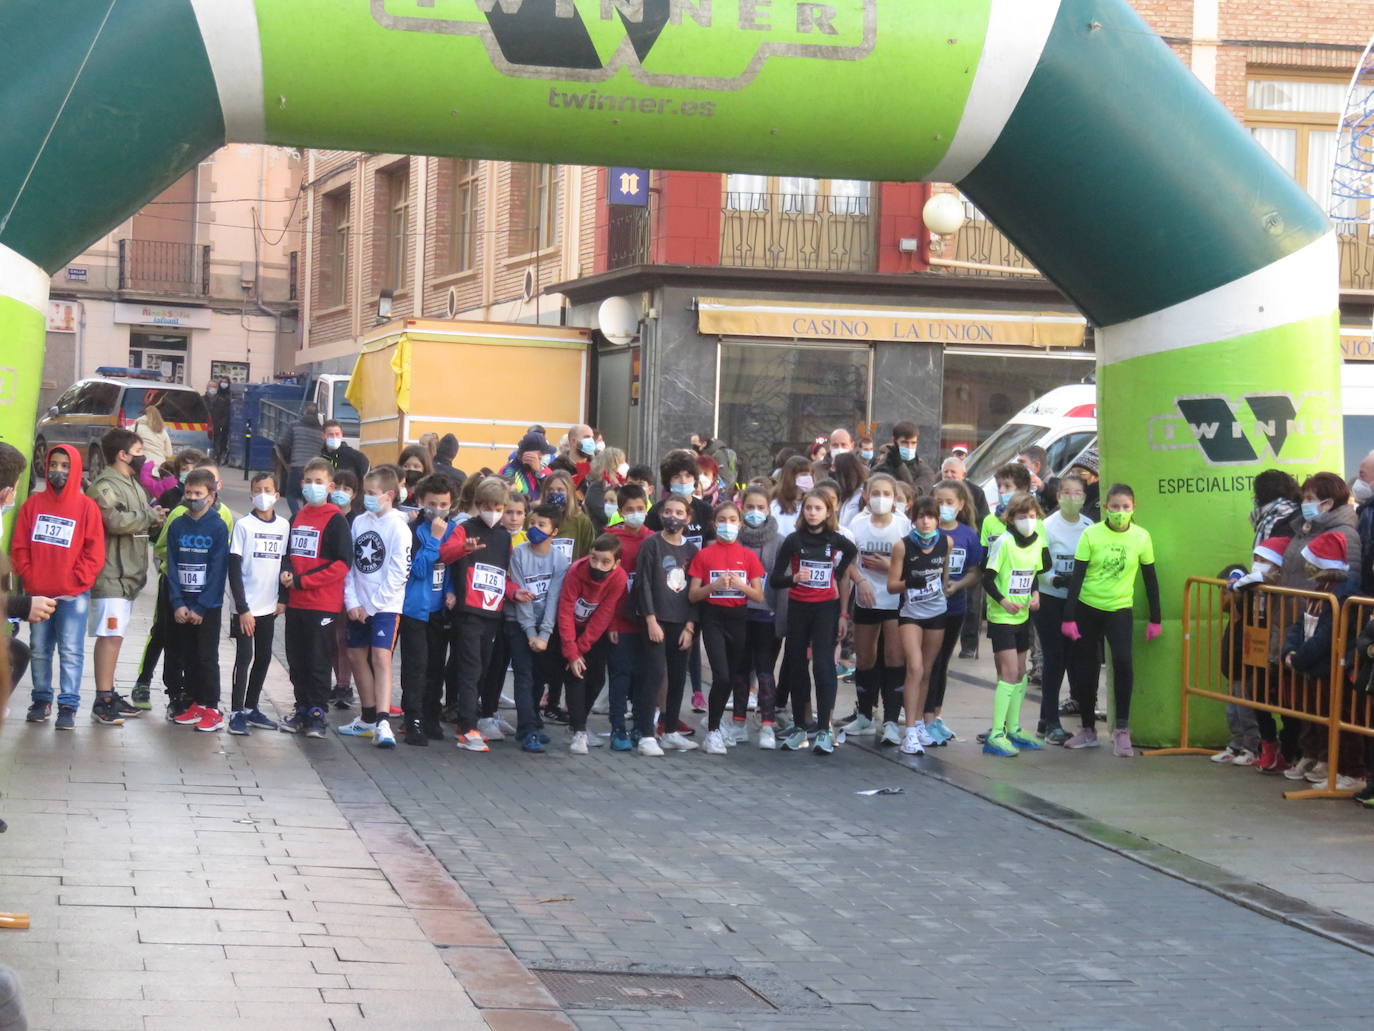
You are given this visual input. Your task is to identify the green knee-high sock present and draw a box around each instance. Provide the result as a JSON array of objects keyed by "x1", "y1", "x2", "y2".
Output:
[
  {"x1": 1006, "y1": 677, "x2": 1029, "y2": 735},
  {"x1": 991, "y1": 681, "x2": 1015, "y2": 738}
]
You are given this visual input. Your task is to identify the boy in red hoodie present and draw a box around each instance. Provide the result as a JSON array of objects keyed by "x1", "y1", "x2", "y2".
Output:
[
  {"x1": 12, "y1": 445, "x2": 105, "y2": 729},
  {"x1": 557, "y1": 534, "x2": 626, "y2": 755},
  {"x1": 604, "y1": 485, "x2": 651, "y2": 751},
  {"x1": 279, "y1": 458, "x2": 353, "y2": 739}
]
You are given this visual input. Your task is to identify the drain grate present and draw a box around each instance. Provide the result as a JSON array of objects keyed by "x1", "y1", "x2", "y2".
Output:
[{"x1": 534, "y1": 969, "x2": 776, "y2": 1011}]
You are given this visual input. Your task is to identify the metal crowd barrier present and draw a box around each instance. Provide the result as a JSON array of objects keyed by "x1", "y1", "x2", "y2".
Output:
[{"x1": 1144, "y1": 577, "x2": 1348, "y2": 800}]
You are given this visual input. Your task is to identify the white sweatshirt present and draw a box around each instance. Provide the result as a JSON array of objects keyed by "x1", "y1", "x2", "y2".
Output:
[{"x1": 344, "y1": 509, "x2": 412, "y2": 616}]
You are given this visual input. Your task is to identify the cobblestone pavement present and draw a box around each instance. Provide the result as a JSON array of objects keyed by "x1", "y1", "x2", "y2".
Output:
[{"x1": 315, "y1": 713, "x2": 1374, "y2": 1031}]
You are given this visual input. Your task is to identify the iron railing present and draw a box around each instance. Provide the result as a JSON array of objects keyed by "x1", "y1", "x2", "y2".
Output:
[
  {"x1": 118, "y1": 239, "x2": 210, "y2": 296},
  {"x1": 720, "y1": 192, "x2": 877, "y2": 272},
  {"x1": 1338, "y1": 222, "x2": 1374, "y2": 292},
  {"x1": 608, "y1": 205, "x2": 652, "y2": 269}
]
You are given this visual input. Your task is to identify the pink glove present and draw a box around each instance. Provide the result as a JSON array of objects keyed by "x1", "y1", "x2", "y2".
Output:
[
  {"x1": 1146, "y1": 622, "x2": 1163, "y2": 642},
  {"x1": 1061, "y1": 621, "x2": 1081, "y2": 641}
]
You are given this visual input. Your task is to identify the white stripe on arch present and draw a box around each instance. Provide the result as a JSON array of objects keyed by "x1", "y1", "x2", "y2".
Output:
[
  {"x1": 189, "y1": 0, "x2": 266, "y2": 142},
  {"x1": 0, "y1": 242, "x2": 50, "y2": 314},
  {"x1": 1098, "y1": 232, "x2": 1338, "y2": 366},
  {"x1": 926, "y1": 0, "x2": 1061, "y2": 185}
]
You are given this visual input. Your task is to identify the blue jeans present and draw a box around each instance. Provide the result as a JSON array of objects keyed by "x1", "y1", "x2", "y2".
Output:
[
  {"x1": 607, "y1": 632, "x2": 645, "y2": 736},
  {"x1": 29, "y1": 593, "x2": 90, "y2": 710},
  {"x1": 504, "y1": 621, "x2": 558, "y2": 741}
]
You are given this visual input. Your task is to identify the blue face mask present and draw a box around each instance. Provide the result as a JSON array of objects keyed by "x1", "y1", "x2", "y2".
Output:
[
  {"x1": 939, "y1": 505, "x2": 958, "y2": 523},
  {"x1": 914, "y1": 527, "x2": 940, "y2": 545},
  {"x1": 302, "y1": 483, "x2": 328, "y2": 505},
  {"x1": 363, "y1": 494, "x2": 382, "y2": 513},
  {"x1": 329, "y1": 490, "x2": 351, "y2": 508},
  {"x1": 715, "y1": 521, "x2": 740, "y2": 543},
  {"x1": 1301, "y1": 500, "x2": 1322, "y2": 521},
  {"x1": 744, "y1": 510, "x2": 767, "y2": 527},
  {"x1": 860, "y1": 449, "x2": 874, "y2": 461},
  {"x1": 998, "y1": 491, "x2": 1014, "y2": 506},
  {"x1": 579, "y1": 437, "x2": 597, "y2": 456},
  {"x1": 898, "y1": 446, "x2": 917, "y2": 462},
  {"x1": 670, "y1": 483, "x2": 694, "y2": 497},
  {"x1": 547, "y1": 492, "x2": 568, "y2": 508},
  {"x1": 526, "y1": 525, "x2": 551, "y2": 545}
]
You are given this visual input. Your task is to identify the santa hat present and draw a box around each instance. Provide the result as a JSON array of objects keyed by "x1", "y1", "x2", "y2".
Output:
[
  {"x1": 1301, "y1": 532, "x2": 1348, "y2": 571},
  {"x1": 1253, "y1": 537, "x2": 1290, "y2": 566}
]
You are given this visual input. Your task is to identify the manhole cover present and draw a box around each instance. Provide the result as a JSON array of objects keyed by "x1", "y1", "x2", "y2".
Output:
[{"x1": 533, "y1": 969, "x2": 776, "y2": 1011}]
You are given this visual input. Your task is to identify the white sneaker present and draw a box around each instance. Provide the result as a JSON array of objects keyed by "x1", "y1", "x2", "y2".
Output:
[
  {"x1": 880, "y1": 721, "x2": 902, "y2": 747},
  {"x1": 1334, "y1": 774, "x2": 1366, "y2": 791},
  {"x1": 638, "y1": 735, "x2": 664, "y2": 757},
  {"x1": 1231, "y1": 748, "x2": 1258, "y2": 767},
  {"x1": 1304, "y1": 761, "x2": 1330, "y2": 783},
  {"x1": 661, "y1": 731, "x2": 699, "y2": 752},
  {"x1": 476, "y1": 717, "x2": 504, "y2": 741},
  {"x1": 592, "y1": 698, "x2": 610, "y2": 715},
  {"x1": 748, "y1": 691, "x2": 758, "y2": 711},
  {"x1": 1283, "y1": 757, "x2": 1316, "y2": 781},
  {"x1": 337, "y1": 716, "x2": 374, "y2": 738},
  {"x1": 586, "y1": 731, "x2": 606, "y2": 747},
  {"x1": 840, "y1": 713, "x2": 875, "y2": 736},
  {"x1": 495, "y1": 716, "x2": 517, "y2": 736},
  {"x1": 901, "y1": 727, "x2": 925, "y2": 755},
  {"x1": 729, "y1": 720, "x2": 750, "y2": 745},
  {"x1": 758, "y1": 724, "x2": 776, "y2": 750},
  {"x1": 915, "y1": 722, "x2": 936, "y2": 748},
  {"x1": 499, "y1": 693, "x2": 516, "y2": 709},
  {"x1": 570, "y1": 731, "x2": 589, "y2": 754},
  {"x1": 372, "y1": 719, "x2": 396, "y2": 749},
  {"x1": 703, "y1": 730, "x2": 728, "y2": 755},
  {"x1": 1210, "y1": 745, "x2": 1240, "y2": 764}
]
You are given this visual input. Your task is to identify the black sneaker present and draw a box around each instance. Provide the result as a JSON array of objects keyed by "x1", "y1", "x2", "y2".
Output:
[
  {"x1": 404, "y1": 720, "x2": 428, "y2": 747},
  {"x1": 304, "y1": 707, "x2": 328, "y2": 739},
  {"x1": 541, "y1": 705, "x2": 570, "y2": 725},
  {"x1": 91, "y1": 698, "x2": 126, "y2": 726},
  {"x1": 957, "y1": 648, "x2": 978, "y2": 660},
  {"x1": 330, "y1": 685, "x2": 354, "y2": 711},
  {"x1": 1059, "y1": 698, "x2": 1080, "y2": 716},
  {"x1": 25, "y1": 701, "x2": 51, "y2": 723},
  {"x1": 421, "y1": 717, "x2": 445, "y2": 741},
  {"x1": 111, "y1": 692, "x2": 142, "y2": 718}
]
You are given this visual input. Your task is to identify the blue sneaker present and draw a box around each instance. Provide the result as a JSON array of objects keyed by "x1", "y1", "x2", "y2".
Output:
[
  {"x1": 781, "y1": 728, "x2": 810, "y2": 751},
  {"x1": 227, "y1": 711, "x2": 250, "y2": 736},
  {"x1": 610, "y1": 730, "x2": 632, "y2": 751},
  {"x1": 305, "y1": 707, "x2": 328, "y2": 739},
  {"x1": 522, "y1": 732, "x2": 545, "y2": 753},
  {"x1": 1007, "y1": 729, "x2": 1042, "y2": 750},
  {"x1": 812, "y1": 728, "x2": 835, "y2": 755},
  {"x1": 538, "y1": 731, "x2": 551, "y2": 744},
  {"x1": 54, "y1": 706, "x2": 75, "y2": 731},
  {"x1": 929, "y1": 717, "x2": 955, "y2": 744},
  {"x1": 278, "y1": 707, "x2": 305, "y2": 734},
  {"x1": 245, "y1": 709, "x2": 278, "y2": 731},
  {"x1": 982, "y1": 732, "x2": 1020, "y2": 757}
]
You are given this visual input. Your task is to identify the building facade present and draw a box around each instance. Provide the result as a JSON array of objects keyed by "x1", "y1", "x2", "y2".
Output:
[
  {"x1": 42, "y1": 144, "x2": 303, "y2": 412},
  {"x1": 289, "y1": 0, "x2": 1374, "y2": 471}
]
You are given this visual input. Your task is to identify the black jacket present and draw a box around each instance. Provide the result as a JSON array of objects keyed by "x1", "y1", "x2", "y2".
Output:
[
  {"x1": 878, "y1": 450, "x2": 937, "y2": 498},
  {"x1": 323, "y1": 442, "x2": 369, "y2": 482}
]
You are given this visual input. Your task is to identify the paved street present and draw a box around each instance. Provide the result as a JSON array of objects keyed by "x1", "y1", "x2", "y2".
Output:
[{"x1": 325, "y1": 705, "x2": 1374, "y2": 1031}]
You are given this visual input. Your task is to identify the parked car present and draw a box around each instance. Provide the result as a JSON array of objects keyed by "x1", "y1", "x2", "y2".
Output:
[{"x1": 34, "y1": 377, "x2": 212, "y2": 481}]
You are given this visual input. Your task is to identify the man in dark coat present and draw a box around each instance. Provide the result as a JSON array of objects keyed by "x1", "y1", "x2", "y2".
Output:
[{"x1": 877, "y1": 420, "x2": 937, "y2": 497}]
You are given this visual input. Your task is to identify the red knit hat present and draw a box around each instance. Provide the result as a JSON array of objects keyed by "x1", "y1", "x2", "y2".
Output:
[
  {"x1": 1253, "y1": 537, "x2": 1290, "y2": 566},
  {"x1": 1301, "y1": 532, "x2": 1348, "y2": 571}
]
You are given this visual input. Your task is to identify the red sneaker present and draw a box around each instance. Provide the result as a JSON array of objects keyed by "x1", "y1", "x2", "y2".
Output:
[
  {"x1": 676, "y1": 719, "x2": 695, "y2": 736},
  {"x1": 196, "y1": 708, "x2": 224, "y2": 732},
  {"x1": 173, "y1": 704, "x2": 205, "y2": 726},
  {"x1": 388, "y1": 706, "x2": 403, "y2": 717},
  {"x1": 1256, "y1": 741, "x2": 1287, "y2": 773}
]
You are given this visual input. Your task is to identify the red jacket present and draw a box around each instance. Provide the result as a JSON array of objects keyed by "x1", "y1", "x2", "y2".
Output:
[
  {"x1": 286, "y1": 502, "x2": 352, "y2": 612},
  {"x1": 607, "y1": 523, "x2": 650, "y2": 634},
  {"x1": 12, "y1": 444, "x2": 105, "y2": 597},
  {"x1": 557, "y1": 556, "x2": 627, "y2": 663}
]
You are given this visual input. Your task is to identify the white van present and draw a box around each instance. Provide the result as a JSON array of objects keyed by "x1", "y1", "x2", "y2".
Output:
[
  {"x1": 963, "y1": 384, "x2": 1098, "y2": 508},
  {"x1": 966, "y1": 372, "x2": 1374, "y2": 508}
]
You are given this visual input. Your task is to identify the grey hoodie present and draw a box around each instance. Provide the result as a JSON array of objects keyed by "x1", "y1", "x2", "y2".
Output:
[{"x1": 508, "y1": 541, "x2": 569, "y2": 642}]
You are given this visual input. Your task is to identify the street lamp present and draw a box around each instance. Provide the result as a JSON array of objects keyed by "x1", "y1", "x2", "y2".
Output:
[
  {"x1": 922, "y1": 192, "x2": 966, "y2": 256},
  {"x1": 376, "y1": 289, "x2": 394, "y2": 324}
]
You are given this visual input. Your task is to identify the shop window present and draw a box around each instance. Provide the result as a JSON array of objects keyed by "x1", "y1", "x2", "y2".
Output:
[{"x1": 717, "y1": 341, "x2": 870, "y2": 481}]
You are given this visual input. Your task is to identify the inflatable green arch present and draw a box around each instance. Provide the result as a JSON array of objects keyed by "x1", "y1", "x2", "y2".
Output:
[{"x1": 0, "y1": 0, "x2": 1340, "y2": 744}]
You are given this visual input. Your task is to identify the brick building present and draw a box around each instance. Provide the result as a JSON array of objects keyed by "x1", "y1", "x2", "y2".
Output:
[{"x1": 291, "y1": 1, "x2": 1374, "y2": 473}]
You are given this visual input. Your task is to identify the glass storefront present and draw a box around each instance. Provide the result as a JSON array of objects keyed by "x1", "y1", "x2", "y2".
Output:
[
  {"x1": 940, "y1": 348, "x2": 1096, "y2": 453},
  {"x1": 717, "y1": 340, "x2": 870, "y2": 480}
]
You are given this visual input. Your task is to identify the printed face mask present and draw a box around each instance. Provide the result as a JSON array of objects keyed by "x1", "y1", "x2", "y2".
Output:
[
  {"x1": 868, "y1": 495, "x2": 893, "y2": 516},
  {"x1": 1058, "y1": 496, "x2": 1084, "y2": 518},
  {"x1": 547, "y1": 492, "x2": 568, "y2": 508},
  {"x1": 48, "y1": 470, "x2": 68, "y2": 490},
  {"x1": 744, "y1": 510, "x2": 767, "y2": 527},
  {"x1": 661, "y1": 514, "x2": 686, "y2": 534},
  {"x1": 1106, "y1": 509, "x2": 1134, "y2": 530}
]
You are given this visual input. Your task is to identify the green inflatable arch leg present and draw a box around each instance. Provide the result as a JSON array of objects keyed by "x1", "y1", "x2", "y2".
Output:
[{"x1": 0, "y1": 0, "x2": 1338, "y2": 745}]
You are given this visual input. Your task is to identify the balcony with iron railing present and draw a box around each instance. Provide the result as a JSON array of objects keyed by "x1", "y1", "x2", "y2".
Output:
[
  {"x1": 608, "y1": 204, "x2": 652, "y2": 270},
  {"x1": 720, "y1": 192, "x2": 878, "y2": 273},
  {"x1": 118, "y1": 238, "x2": 210, "y2": 297}
]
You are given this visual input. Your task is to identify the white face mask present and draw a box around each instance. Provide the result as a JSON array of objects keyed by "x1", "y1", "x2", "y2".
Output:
[
  {"x1": 252, "y1": 492, "x2": 277, "y2": 512},
  {"x1": 479, "y1": 508, "x2": 501, "y2": 527},
  {"x1": 868, "y1": 495, "x2": 893, "y2": 516},
  {"x1": 831, "y1": 446, "x2": 850, "y2": 456},
  {"x1": 1355, "y1": 478, "x2": 1374, "y2": 504},
  {"x1": 1014, "y1": 516, "x2": 1036, "y2": 537},
  {"x1": 325, "y1": 436, "x2": 342, "y2": 451},
  {"x1": 617, "y1": 462, "x2": 630, "y2": 478}
]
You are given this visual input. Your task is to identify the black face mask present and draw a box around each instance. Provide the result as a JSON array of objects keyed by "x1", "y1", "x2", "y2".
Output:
[
  {"x1": 128, "y1": 454, "x2": 147, "y2": 474},
  {"x1": 589, "y1": 565, "x2": 612, "y2": 583},
  {"x1": 48, "y1": 470, "x2": 68, "y2": 490},
  {"x1": 404, "y1": 469, "x2": 422, "y2": 487},
  {"x1": 661, "y1": 515, "x2": 686, "y2": 534}
]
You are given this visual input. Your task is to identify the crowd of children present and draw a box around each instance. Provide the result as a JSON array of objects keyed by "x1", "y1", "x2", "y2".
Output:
[{"x1": 6, "y1": 422, "x2": 1173, "y2": 763}]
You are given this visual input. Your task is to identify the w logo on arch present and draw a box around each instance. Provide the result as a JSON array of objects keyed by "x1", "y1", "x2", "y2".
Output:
[{"x1": 1147, "y1": 392, "x2": 1336, "y2": 466}]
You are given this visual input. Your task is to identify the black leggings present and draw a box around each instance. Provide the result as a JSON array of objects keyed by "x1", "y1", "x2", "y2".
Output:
[
  {"x1": 1072, "y1": 603, "x2": 1133, "y2": 729},
  {"x1": 925, "y1": 610, "x2": 965, "y2": 713},
  {"x1": 703, "y1": 609, "x2": 748, "y2": 731},
  {"x1": 646, "y1": 622, "x2": 691, "y2": 731},
  {"x1": 786, "y1": 598, "x2": 840, "y2": 729},
  {"x1": 737, "y1": 617, "x2": 781, "y2": 724},
  {"x1": 137, "y1": 575, "x2": 172, "y2": 686},
  {"x1": 231, "y1": 613, "x2": 276, "y2": 713},
  {"x1": 564, "y1": 637, "x2": 609, "y2": 733}
]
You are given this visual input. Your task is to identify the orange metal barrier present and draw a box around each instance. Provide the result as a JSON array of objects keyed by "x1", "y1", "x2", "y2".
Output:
[
  {"x1": 1334, "y1": 595, "x2": 1374, "y2": 764},
  {"x1": 1145, "y1": 577, "x2": 1346, "y2": 800}
]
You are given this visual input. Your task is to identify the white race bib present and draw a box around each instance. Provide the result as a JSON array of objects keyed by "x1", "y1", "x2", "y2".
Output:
[
  {"x1": 552, "y1": 538, "x2": 574, "y2": 562},
  {"x1": 574, "y1": 597, "x2": 599, "y2": 622},
  {"x1": 709, "y1": 570, "x2": 745, "y2": 599},
  {"x1": 1053, "y1": 552, "x2": 1075, "y2": 576},
  {"x1": 32, "y1": 513, "x2": 75, "y2": 548},
  {"x1": 800, "y1": 559, "x2": 833, "y2": 590},
  {"x1": 290, "y1": 526, "x2": 320, "y2": 558},
  {"x1": 431, "y1": 564, "x2": 446, "y2": 591},
  {"x1": 178, "y1": 563, "x2": 207, "y2": 590},
  {"x1": 948, "y1": 547, "x2": 967, "y2": 577},
  {"x1": 685, "y1": 535, "x2": 703, "y2": 549},
  {"x1": 525, "y1": 573, "x2": 551, "y2": 599},
  {"x1": 1008, "y1": 569, "x2": 1035, "y2": 595},
  {"x1": 472, "y1": 562, "x2": 507, "y2": 596},
  {"x1": 252, "y1": 532, "x2": 283, "y2": 561}
]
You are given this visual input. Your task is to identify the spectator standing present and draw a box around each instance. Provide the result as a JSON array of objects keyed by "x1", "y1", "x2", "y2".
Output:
[{"x1": 279, "y1": 404, "x2": 324, "y2": 515}]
